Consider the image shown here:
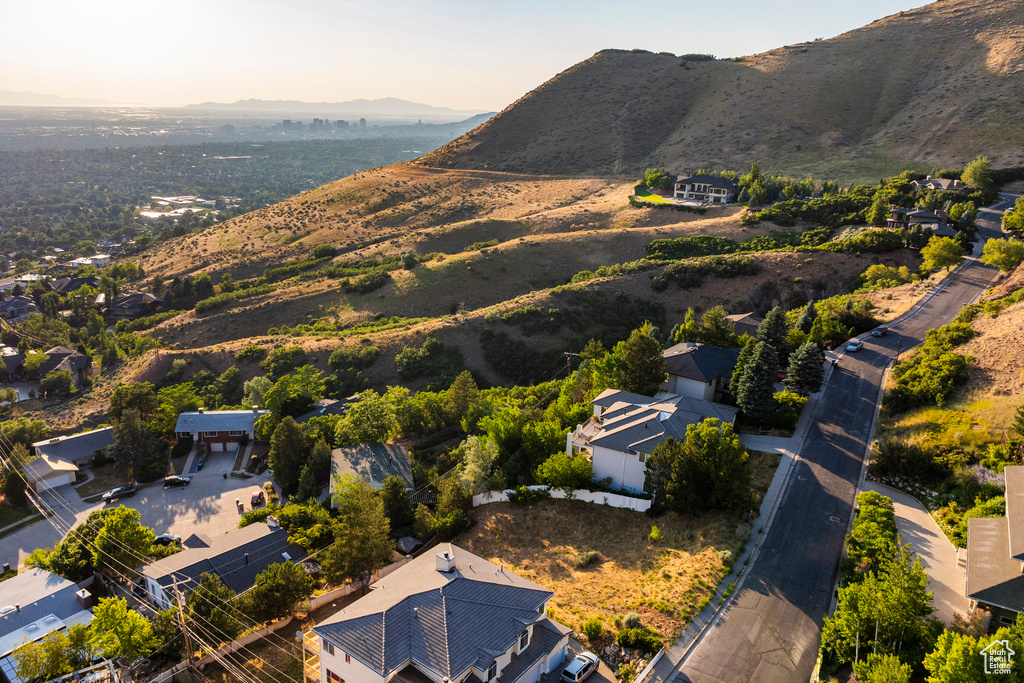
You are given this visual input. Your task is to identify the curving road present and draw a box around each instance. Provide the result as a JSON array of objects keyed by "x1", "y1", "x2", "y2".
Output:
[{"x1": 673, "y1": 197, "x2": 1013, "y2": 683}]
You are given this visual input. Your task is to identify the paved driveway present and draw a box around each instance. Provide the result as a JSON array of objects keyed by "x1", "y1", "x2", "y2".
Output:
[
  {"x1": 3, "y1": 464, "x2": 274, "y2": 569},
  {"x1": 863, "y1": 481, "x2": 970, "y2": 626}
]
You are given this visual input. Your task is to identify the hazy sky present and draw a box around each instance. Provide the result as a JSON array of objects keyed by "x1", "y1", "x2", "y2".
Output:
[{"x1": 1, "y1": 0, "x2": 933, "y2": 110}]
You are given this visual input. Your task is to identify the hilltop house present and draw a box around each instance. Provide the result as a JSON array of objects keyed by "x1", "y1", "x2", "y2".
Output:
[
  {"x1": 965, "y1": 466, "x2": 1024, "y2": 628},
  {"x1": 32, "y1": 427, "x2": 114, "y2": 468},
  {"x1": 330, "y1": 442, "x2": 414, "y2": 498},
  {"x1": 0, "y1": 569, "x2": 94, "y2": 683},
  {"x1": 568, "y1": 389, "x2": 738, "y2": 493},
  {"x1": 106, "y1": 292, "x2": 161, "y2": 321},
  {"x1": 0, "y1": 296, "x2": 38, "y2": 321},
  {"x1": 724, "y1": 312, "x2": 763, "y2": 338},
  {"x1": 311, "y1": 545, "x2": 572, "y2": 683},
  {"x1": 662, "y1": 342, "x2": 740, "y2": 403},
  {"x1": 673, "y1": 175, "x2": 738, "y2": 205},
  {"x1": 886, "y1": 207, "x2": 956, "y2": 236},
  {"x1": 139, "y1": 523, "x2": 304, "y2": 610},
  {"x1": 911, "y1": 176, "x2": 969, "y2": 193},
  {"x1": 38, "y1": 346, "x2": 92, "y2": 385},
  {"x1": 174, "y1": 408, "x2": 268, "y2": 452}
]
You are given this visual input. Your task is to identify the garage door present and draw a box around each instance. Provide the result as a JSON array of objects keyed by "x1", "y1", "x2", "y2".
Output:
[
  {"x1": 37, "y1": 473, "x2": 74, "y2": 491},
  {"x1": 210, "y1": 442, "x2": 225, "y2": 452}
]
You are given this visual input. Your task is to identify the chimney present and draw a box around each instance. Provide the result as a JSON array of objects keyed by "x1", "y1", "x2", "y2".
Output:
[
  {"x1": 76, "y1": 589, "x2": 93, "y2": 609},
  {"x1": 198, "y1": 407, "x2": 204, "y2": 414},
  {"x1": 926, "y1": 175, "x2": 932, "y2": 180},
  {"x1": 252, "y1": 405, "x2": 259, "y2": 412},
  {"x1": 244, "y1": 553, "x2": 249, "y2": 565},
  {"x1": 14, "y1": 604, "x2": 19, "y2": 613},
  {"x1": 436, "y1": 551, "x2": 456, "y2": 573}
]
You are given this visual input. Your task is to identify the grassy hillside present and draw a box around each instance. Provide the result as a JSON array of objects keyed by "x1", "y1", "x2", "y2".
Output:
[{"x1": 421, "y1": 0, "x2": 1024, "y2": 179}]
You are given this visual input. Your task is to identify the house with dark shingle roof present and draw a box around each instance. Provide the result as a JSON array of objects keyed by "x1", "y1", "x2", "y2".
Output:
[
  {"x1": 139, "y1": 522, "x2": 304, "y2": 611},
  {"x1": 312, "y1": 545, "x2": 571, "y2": 683},
  {"x1": 662, "y1": 342, "x2": 741, "y2": 403},
  {"x1": 911, "y1": 176, "x2": 969, "y2": 193},
  {"x1": 724, "y1": 312, "x2": 763, "y2": 339},
  {"x1": 966, "y1": 466, "x2": 1024, "y2": 628},
  {"x1": 32, "y1": 426, "x2": 114, "y2": 467},
  {"x1": 37, "y1": 346, "x2": 92, "y2": 385},
  {"x1": 568, "y1": 389, "x2": 738, "y2": 493},
  {"x1": 330, "y1": 442, "x2": 414, "y2": 497},
  {"x1": 673, "y1": 175, "x2": 738, "y2": 204}
]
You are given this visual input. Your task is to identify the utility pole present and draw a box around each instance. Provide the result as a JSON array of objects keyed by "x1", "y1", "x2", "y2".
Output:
[
  {"x1": 563, "y1": 352, "x2": 580, "y2": 377},
  {"x1": 173, "y1": 577, "x2": 198, "y2": 682}
]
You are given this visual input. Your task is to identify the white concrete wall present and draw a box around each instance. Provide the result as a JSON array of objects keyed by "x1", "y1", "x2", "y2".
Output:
[
  {"x1": 591, "y1": 444, "x2": 647, "y2": 494},
  {"x1": 321, "y1": 640, "x2": 389, "y2": 683},
  {"x1": 473, "y1": 486, "x2": 651, "y2": 513},
  {"x1": 668, "y1": 375, "x2": 713, "y2": 401}
]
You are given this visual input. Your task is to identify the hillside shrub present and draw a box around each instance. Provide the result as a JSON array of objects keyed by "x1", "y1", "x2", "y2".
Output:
[
  {"x1": 616, "y1": 628, "x2": 662, "y2": 655},
  {"x1": 771, "y1": 391, "x2": 807, "y2": 430},
  {"x1": 395, "y1": 337, "x2": 464, "y2": 384},
  {"x1": 582, "y1": 617, "x2": 603, "y2": 641},
  {"x1": 655, "y1": 255, "x2": 761, "y2": 290},
  {"x1": 261, "y1": 346, "x2": 307, "y2": 378},
  {"x1": 870, "y1": 438, "x2": 947, "y2": 481},
  {"x1": 501, "y1": 305, "x2": 565, "y2": 336},
  {"x1": 464, "y1": 239, "x2": 499, "y2": 252},
  {"x1": 479, "y1": 329, "x2": 564, "y2": 385},
  {"x1": 623, "y1": 612, "x2": 642, "y2": 629},
  {"x1": 343, "y1": 271, "x2": 391, "y2": 294},
  {"x1": 646, "y1": 235, "x2": 739, "y2": 260},
  {"x1": 194, "y1": 284, "x2": 273, "y2": 314},
  {"x1": 884, "y1": 321, "x2": 975, "y2": 413},
  {"x1": 115, "y1": 310, "x2": 182, "y2": 333},
  {"x1": 574, "y1": 550, "x2": 600, "y2": 569},
  {"x1": 507, "y1": 485, "x2": 550, "y2": 506},
  {"x1": 312, "y1": 245, "x2": 338, "y2": 259},
  {"x1": 235, "y1": 344, "x2": 266, "y2": 363}
]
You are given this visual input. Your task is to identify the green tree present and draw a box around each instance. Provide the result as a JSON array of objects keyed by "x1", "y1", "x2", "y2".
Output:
[
  {"x1": 534, "y1": 452, "x2": 593, "y2": 491},
  {"x1": 215, "y1": 366, "x2": 243, "y2": 406},
  {"x1": 334, "y1": 390, "x2": 400, "y2": 445},
  {"x1": 696, "y1": 306, "x2": 737, "y2": 347},
  {"x1": 728, "y1": 336, "x2": 756, "y2": 398},
  {"x1": 187, "y1": 573, "x2": 242, "y2": 643},
  {"x1": 3, "y1": 465, "x2": 27, "y2": 507},
  {"x1": 795, "y1": 301, "x2": 818, "y2": 334},
  {"x1": 155, "y1": 383, "x2": 202, "y2": 435},
  {"x1": 921, "y1": 236, "x2": 967, "y2": 272},
  {"x1": 13, "y1": 629, "x2": 73, "y2": 681},
  {"x1": 674, "y1": 308, "x2": 699, "y2": 344},
  {"x1": 961, "y1": 155, "x2": 993, "y2": 193},
  {"x1": 458, "y1": 436, "x2": 499, "y2": 495},
  {"x1": 784, "y1": 342, "x2": 825, "y2": 396},
  {"x1": 446, "y1": 370, "x2": 480, "y2": 426},
  {"x1": 852, "y1": 653, "x2": 911, "y2": 683},
  {"x1": 93, "y1": 506, "x2": 155, "y2": 580},
  {"x1": 295, "y1": 437, "x2": 332, "y2": 502},
  {"x1": 735, "y1": 341, "x2": 778, "y2": 423},
  {"x1": 111, "y1": 408, "x2": 163, "y2": 481},
  {"x1": 91, "y1": 597, "x2": 157, "y2": 661},
  {"x1": 645, "y1": 419, "x2": 749, "y2": 514},
  {"x1": 1014, "y1": 405, "x2": 1024, "y2": 438},
  {"x1": 599, "y1": 326, "x2": 666, "y2": 395},
  {"x1": 756, "y1": 305, "x2": 789, "y2": 353},
  {"x1": 380, "y1": 475, "x2": 414, "y2": 529},
  {"x1": 40, "y1": 369, "x2": 74, "y2": 398},
  {"x1": 242, "y1": 562, "x2": 313, "y2": 622},
  {"x1": 149, "y1": 608, "x2": 184, "y2": 660},
  {"x1": 269, "y1": 417, "x2": 307, "y2": 497},
  {"x1": 981, "y1": 238, "x2": 1024, "y2": 273},
  {"x1": 867, "y1": 192, "x2": 889, "y2": 225},
  {"x1": 323, "y1": 476, "x2": 392, "y2": 583}
]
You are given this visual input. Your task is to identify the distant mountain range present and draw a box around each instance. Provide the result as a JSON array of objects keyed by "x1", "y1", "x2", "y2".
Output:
[
  {"x1": 0, "y1": 90, "x2": 112, "y2": 106},
  {"x1": 182, "y1": 97, "x2": 487, "y2": 120}
]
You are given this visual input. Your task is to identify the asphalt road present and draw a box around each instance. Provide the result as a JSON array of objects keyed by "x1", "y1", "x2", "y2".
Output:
[{"x1": 675, "y1": 197, "x2": 1013, "y2": 683}]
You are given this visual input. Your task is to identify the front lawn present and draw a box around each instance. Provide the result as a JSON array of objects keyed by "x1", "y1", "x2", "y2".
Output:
[
  {"x1": 633, "y1": 188, "x2": 674, "y2": 204},
  {"x1": 0, "y1": 504, "x2": 33, "y2": 529}
]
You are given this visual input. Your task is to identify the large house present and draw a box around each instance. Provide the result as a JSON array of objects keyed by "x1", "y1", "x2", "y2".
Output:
[
  {"x1": 174, "y1": 408, "x2": 268, "y2": 452},
  {"x1": 106, "y1": 292, "x2": 161, "y2": 320},
  {"x1": 22, "y1": 453, "x2": 79, "y2": 492},
  {"x1": 139, "y1": 523, "x2": 305, "y2": 610},
  {"x1": 965, "y1": 466, "x2": 1024, "y2": 628},
  {"x1": 330, "y1": 442, "x2": 414, "y2": 495},
  {"x1": 32, "y1": 427, "x2": 114, "y2": 468},
  {"x1": 911, "y1": 176, "x2": 969, "y2": 193},
  {"x1": 662, "y1": 342, "x2": 741, "y2": 403},
  {"x1": 49, "y1": 276, "x2": 100, "y2": 294},
  {"x1": 673, "y1": 175, "x2": 739, "y2": 205},
  {"x1": 568, "y1": 389, "x2": 739, "y2": 493},
  {"x1": 0, "y1": 296, "x2": 38, "y2": 322},
  {"x1": 886, "y1": 207, "x2": 956, "y2": 236},
  {"x1": 311, "y1": 545, "x2": 571, "y2": 683},
  {"x1": 37, "y1": 346, "x2": 92, "y2": 385},
  {"x1": 68, "y1": 255, "x2": 111, "y2": 269},
  {"x1": 724, "y1": 312, "x2": 763, "y2": 339},
  {"x1": 0, "y1": 568, "x2": 94, "y2": 683}
]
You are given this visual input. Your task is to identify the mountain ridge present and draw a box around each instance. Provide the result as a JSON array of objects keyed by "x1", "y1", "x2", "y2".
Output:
[{"x1": 420, "y1": 0, "x2": 1024, "y2": 178}]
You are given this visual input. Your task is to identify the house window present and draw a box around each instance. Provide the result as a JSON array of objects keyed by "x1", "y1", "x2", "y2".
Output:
[
  {"x1": 487, "y1": 661, "x2": 497, "y2": 681},
  {"x1": 229, "y1": 430, "x2": 244, "y2": 437},
  {"x1": 204, "y1": 431, "x2": 218, "y2": 437},
  {"x1": 520, "y1": 629, "x2": 530, "y2": 650},
  {"x1": 323, "y1": 640, "x2": 335, "y2": 656},
  {"x1": 328, "y1": 671, "x2": 342, "y2": 683},
  {"x1": 345, "y1": 654, "x2": 351, "y2": 663},
  {"x1": 638, "y1": 452, "x2": 646, "y2": 464},
  {"x1": 1000, "y1": 615, "x2": 1015, "y2": 626}
]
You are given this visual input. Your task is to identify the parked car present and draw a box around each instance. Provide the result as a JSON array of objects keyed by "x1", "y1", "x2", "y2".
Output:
[
  {"x1": 871, "y1": 326, "x2": 889, "y2": 337},
  {"x1": 846, "y1": 339, "x2": 864, "y2": 352},
  {"x1": 561, "y1": 653, "x2": 600, "y2": 683},
  {"x1": 163, "y1": 475, "x2": 191, "y2": 489},
  {"x1": 153, "y1": 533, "x2": 181, "y2": 546},
  {"x1": 251, "y1": 489, "x2": 266, "y2": 507},
  {"x1": 102, "y1": 484, "x2": 137, "y2": 503}
]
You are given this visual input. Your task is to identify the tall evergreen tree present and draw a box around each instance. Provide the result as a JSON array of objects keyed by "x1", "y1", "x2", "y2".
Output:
[
  {"x1": 795, "y1": 301, "x2": 818, "y2": 334},
  {"x1": 756, "y1": 305, "x2": 789, "y2": 352},
  {"x1": 735, "y1": 341, "x2": 778, "y2": 423},
  {"x1": 728, "y1": 336, "x2": 756, "y2": 398},
  {"x1": 784, "y1": 342, "x2": 825, "y2": 396},
  {"x1": 268, "y1": 416, "x2": 307, "y2": 496},
  {"x1": 674, "y1": 308, "x2": 699, "y2": 344},
  {"x1": 697, "y1": 306, "x2": 738, "y2": 347}
]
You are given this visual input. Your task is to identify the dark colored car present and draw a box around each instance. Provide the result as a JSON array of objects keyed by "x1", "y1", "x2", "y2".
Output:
[
  {"x1": 101, "y1": 484, "x2": 137, "y2": 503},
  {"x1": 251, "y1": 489, "x2": 266, "y2": 507},
  {"x1": 871, "y1": 326, "x2": 889, "y2": 337},
  {"x1": 163, "y1": 475, "x2": 191, "y2": 489},
  {"x1": 153, "y1": 533, "x2": 181, "y2": 546}
]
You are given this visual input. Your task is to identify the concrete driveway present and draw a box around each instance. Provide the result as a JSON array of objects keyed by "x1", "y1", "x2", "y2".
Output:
[
  {"x1": 863, "y1": 481, "x2": 971, "y2": 626},
  {"x1": 3, "y1": 463, "x2": 274, "y2": 569}
]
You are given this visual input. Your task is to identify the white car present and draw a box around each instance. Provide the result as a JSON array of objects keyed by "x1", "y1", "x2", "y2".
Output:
[
  {"x1": 846, "y1": 339, "x2": 864, "y2": 352},
  {"x1": 561, "y1": 652, "x2": 600, "y2": 683}
]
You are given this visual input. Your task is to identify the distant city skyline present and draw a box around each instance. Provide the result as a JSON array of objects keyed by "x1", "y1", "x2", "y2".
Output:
[{"x1": 2, "y1": 0, "x2": 932, "y2": 111}]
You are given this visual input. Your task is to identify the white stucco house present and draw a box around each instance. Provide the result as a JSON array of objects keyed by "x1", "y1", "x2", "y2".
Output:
[
  {"x1": 673, "y1": 175, "x2": 739, "y2": 204},
  {"x1": 567, "y1": 389, "x2": 738, "y2": 494},
  {"x1": 662, "y1": 342, "x2": 741, "y2": 403},
  {"x1": 312, "y1": 545, "x2": 571, "y2": 683}
]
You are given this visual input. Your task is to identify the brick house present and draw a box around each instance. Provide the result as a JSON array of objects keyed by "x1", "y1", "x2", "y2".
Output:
[{"x1": 174, "y1": 408, "x2": 268, "y2": 452}]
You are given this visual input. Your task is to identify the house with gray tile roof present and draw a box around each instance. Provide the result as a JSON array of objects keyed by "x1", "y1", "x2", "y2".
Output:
[
  {"x1": 32, "y1": 427, "x2": 114, "y2": 466},
  {"x1": 568, "y1": 389, "x2": 738, "y2": 493},
  {"x1": 673, "y1": 175, "x2": 738, "y2": 204},
  {"x1": 966, "y1": 466, "x2": 1024, "y2": 628},
  {"x1": 911, "y1": 176, "x2": 969, "y2": 193},
  {"x1": 0, "y1": 568, "x2": 94, "y2": 683},
  {"x1": 662, "y1": 342, "x2": 741, "y2": 403},
  {"x1": 330, "y1": 442, "x2": 414, "y2": 498},
  {"x1": 312, "y1": 545, "x2": 571, "y2": 683}
]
